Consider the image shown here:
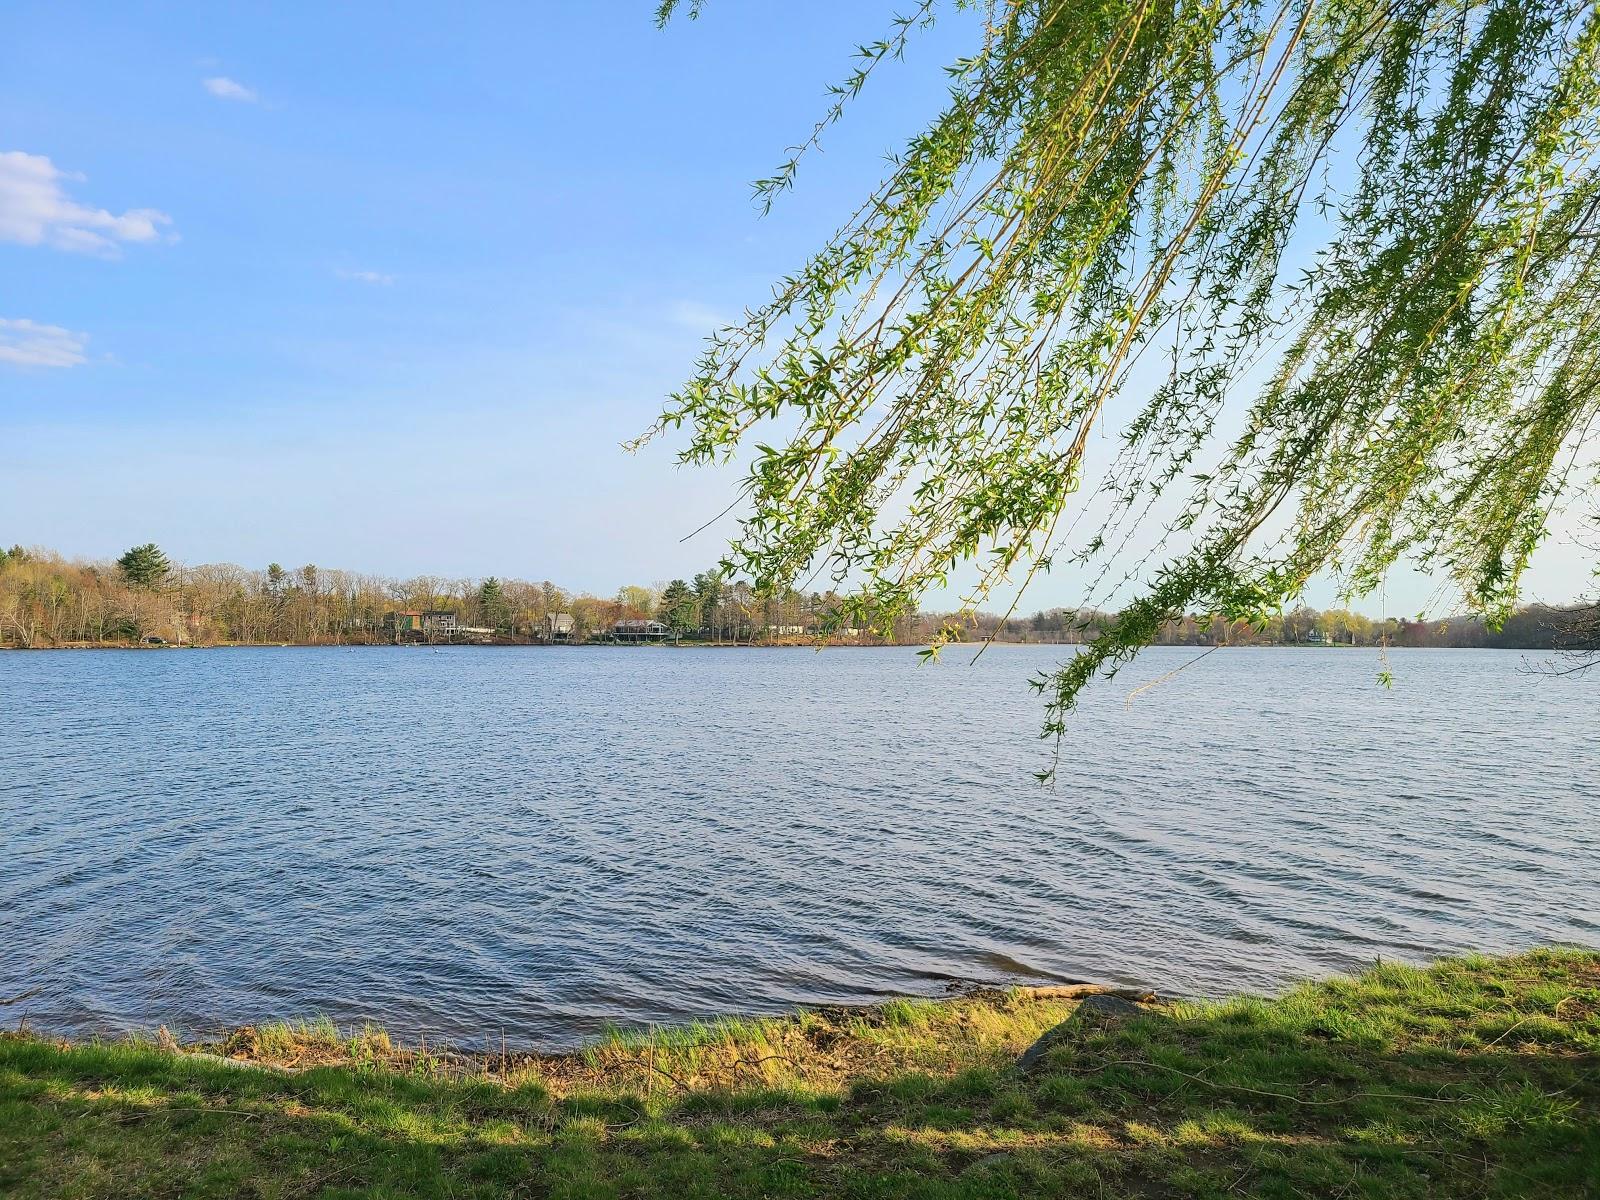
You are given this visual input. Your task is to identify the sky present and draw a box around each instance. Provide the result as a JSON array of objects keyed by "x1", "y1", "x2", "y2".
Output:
[{"x1": 3, "y1": 2, "x2": 1594, "y2": 614}]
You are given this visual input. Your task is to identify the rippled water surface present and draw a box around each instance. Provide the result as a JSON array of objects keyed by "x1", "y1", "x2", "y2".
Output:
[{"x1": 4, "y1": 645, "x2": 1596, "y2": 1047}]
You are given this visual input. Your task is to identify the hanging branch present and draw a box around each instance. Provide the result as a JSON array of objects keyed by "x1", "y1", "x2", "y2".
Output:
[{"x1": 648, "y1": 0, "x2": 1600, "y2": 774}]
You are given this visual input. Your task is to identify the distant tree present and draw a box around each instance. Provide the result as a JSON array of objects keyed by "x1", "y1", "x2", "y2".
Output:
[
  {"x1": 1564, "y1": 601, "x2": 1600, "y2": 671},
  {"x1": 539, "y1": 580, "x2": 565, "y2": 621},
  {"x1": 478, "y1": 576, "x2": 511, "y2": 632},
  {"x1": 692, "y1": 570, "x2": 724, "y2": 641},
  {"x1": 724, "y1": 579, "x2": 756, "y2": 643},
  {"x1": 616, "y1": 584, "x2": 655, "y2": 617},
  {"x1": 658, "y1": 579, "x2": 696, "y2": 635},
  {"x1": 1566, "y1": 522, "x2": 1600, "y2": 672},
  {"x1": 1282, "y1": 606, "x2": 1316, "y2": 645},
  {"x1": 116, "y1": 543, "x2": 170, "y2": 589},
  {"x1": 569, "y1": 594, "x2": 606, "y2": 640}
]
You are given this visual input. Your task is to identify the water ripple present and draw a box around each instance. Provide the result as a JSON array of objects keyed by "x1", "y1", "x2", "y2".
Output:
[{"x1": 2, "y1": 645, "x2": 1596, "y2": 1048}]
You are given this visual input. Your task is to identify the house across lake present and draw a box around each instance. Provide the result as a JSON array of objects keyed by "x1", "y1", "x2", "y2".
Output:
[
  {"x1": 612, "y1": 619, "x2": 670, "y2": 643},
  {"x1": 385, "y1": 610, "x2": 458, "y2": 641}
]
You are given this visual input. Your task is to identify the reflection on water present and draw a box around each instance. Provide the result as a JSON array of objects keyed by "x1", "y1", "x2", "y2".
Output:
[{"x1": 3, "y1": 644, "x2": 1595, "y2": 1047}]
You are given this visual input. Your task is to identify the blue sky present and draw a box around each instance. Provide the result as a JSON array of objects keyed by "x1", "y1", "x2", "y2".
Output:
[{"x1": 3, "y1": 2, "x2": 1592, "y2": 612}]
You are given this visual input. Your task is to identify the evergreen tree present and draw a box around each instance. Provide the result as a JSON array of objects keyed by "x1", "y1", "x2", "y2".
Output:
[
  {"x1": 116, "y1": 543, "x2": 170, "y2": 589},
  {"x1": 479, "y1": 576, "x2": 511, "y2": 631},
  {"x1": 658, "y1": 579, "x2": 696, "y2": 635}
]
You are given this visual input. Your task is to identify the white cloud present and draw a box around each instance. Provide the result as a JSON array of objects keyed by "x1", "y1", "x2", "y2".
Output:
[
  {"x1": 0, "y1": 151, "x2": 172, "y2": 256},
  {"x1": 0, "y1": 318, "x2": 89, "y2": 368},
  {"x1": 202, "y1": 76, "x2": 258, "y2": 103},
  {"x1": 666, "y1": 299, "x2": 726, "y2": 331},
  {"x1": 336, "y1": 268, "x2": 395, "y2": 285}
]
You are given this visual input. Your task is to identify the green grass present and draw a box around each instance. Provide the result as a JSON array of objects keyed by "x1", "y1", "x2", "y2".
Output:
[{"x1": 2, "y1": 949, "x2": 1596, "y2": 1198}]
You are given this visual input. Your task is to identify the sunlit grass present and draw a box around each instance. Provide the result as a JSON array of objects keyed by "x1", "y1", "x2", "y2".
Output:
[{"x1": 2, "y1": 948, "x2": 1595, "y2": 1198}]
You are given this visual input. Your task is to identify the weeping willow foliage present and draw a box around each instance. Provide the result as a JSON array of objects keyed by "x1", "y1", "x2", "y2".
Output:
[{"x1": 643, "y1": 0, "x2": 1600, "y2": 755}]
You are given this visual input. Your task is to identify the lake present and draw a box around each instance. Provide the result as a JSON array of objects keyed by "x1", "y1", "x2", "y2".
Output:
[{"x1": 3, "y1": 644, "x2": 1596, "y2": 1048}]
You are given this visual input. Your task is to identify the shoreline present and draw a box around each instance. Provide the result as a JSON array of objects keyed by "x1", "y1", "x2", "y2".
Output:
[
  {"x1": 0, "y1": 639, "x2": 1547, "y2": 652},
  {"x1": 4, "y1": 949, "x2": 1595, "y2": 1198},
  {"x1": 10, "y1": 981, "x2": 1159, "y2": 1078}
]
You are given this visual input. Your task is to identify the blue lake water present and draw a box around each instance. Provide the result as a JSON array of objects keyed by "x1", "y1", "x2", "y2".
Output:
[{"x1": 3, "y1": 644, "x2": 1596, "y2": 1048}]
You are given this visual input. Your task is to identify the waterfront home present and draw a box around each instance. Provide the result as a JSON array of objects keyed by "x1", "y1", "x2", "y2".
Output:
[
  {"x1": 421, "y1": 611, "x2": 458, "y2": 638},
  {"x1": 613, "y1": 618, "x2": 670, "y2": 642},
  {"x1": 384, "y1": 610, "x2": 460, "y2": 641},
  {"x1": 543, "y1": 612, "x2": 575, "y2": 642}
]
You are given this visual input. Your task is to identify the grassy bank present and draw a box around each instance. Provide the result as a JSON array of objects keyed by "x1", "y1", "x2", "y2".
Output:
[{"x1": 2, "y1": 950, "x2": 1596, "y2": 1198}]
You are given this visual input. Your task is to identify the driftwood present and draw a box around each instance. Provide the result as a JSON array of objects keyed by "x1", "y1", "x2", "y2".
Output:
[{"x1": 176, "y1": 1050, "x2": 302, "y2": 1075}]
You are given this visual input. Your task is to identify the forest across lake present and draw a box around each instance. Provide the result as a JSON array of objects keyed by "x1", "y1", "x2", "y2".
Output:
[{"x1": 3, "y1": 542, "x2": 1596, "y2": 651}]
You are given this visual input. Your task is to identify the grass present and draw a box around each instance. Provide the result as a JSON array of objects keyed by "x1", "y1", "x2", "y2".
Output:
[{"x1": 2, "y1": 949, "x2": 1596, "y2": 1198}]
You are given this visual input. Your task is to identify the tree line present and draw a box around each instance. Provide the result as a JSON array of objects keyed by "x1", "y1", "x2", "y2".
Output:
[
  {"x1": 0, "y1": 542, "x2": 1594, "y2": 653},
  {"x1": 0, "y1": 543, "x2": 898, "y2": 648},
  {"x1": 1020, "y1": 604, "x2": 1600, "y2": 653}
]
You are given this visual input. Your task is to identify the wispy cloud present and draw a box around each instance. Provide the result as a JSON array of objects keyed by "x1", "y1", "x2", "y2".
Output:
[
  {"x1": 0, "y1": 318, "x2": 89, "y2": 368},
  {"x1": 0, "y1": 151, "x2": 173, "y2": 256},
  {"x1": 666, "y1": 299, "x2": 726, "y2": 331},
  {"x1": 203, "y1": 76, "x2": 258, "y2": 103},
  {"x1": 336, "y1": 268, "x2": 395, "y2": 286}
]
